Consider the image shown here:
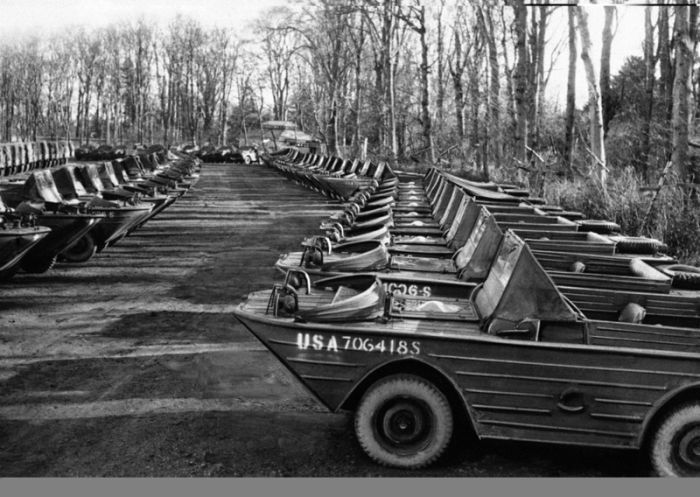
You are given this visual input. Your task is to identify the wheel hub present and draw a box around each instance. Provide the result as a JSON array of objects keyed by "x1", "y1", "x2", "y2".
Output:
[
  {"x1": 678, "y1": 427, "x2": 700, "y2": 469},
  {"x1": 382, "y1": 402, "x2": 426, "y2": 445}
]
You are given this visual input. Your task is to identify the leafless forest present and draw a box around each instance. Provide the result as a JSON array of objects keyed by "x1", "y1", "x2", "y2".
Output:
[{"x1": 1, "y1": 0, "x2": 699, "y2": 260}]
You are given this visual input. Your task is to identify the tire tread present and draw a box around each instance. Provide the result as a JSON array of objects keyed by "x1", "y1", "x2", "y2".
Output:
[
  {"x1": 354, "y1": 374, "x2": 453, "y2": 469},
  {"x1": 650, "y1": 401, "x2": 700, "y2": 477}
]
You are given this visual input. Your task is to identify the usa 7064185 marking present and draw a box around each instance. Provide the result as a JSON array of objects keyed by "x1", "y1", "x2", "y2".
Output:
[{"x1": 296, "y1": 332, "x2": 420, "y2": 355}]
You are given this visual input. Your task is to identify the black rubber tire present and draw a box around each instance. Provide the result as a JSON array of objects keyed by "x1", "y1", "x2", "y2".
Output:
[
  {"x1": 244, "y1": 155, "x2": 252, "y2": 165},
  {"x1": 60, "y1": 233, "x2": 97, "y2": 263},
  {"x1": 650, "y1": 402, "x2": 700, "y2": 476},
  {"x1": 354, "y1": 374, "x2": 453, "y2": 469},
  {"x1": 615, "y1": 238, "x2": 668, "y2": 255},
  {"x1": 20, "y1": 254, "x2": 58, "y2": 274},
  {"x1": 578, "y1": 220, "x2": 621, "y2": 234},
  {"x1": 660, "y1": 265, "x2": 700, "y2": 290}
]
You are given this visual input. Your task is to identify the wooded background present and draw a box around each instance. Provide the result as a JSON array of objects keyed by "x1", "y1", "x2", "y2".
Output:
[{"x1": 2, "y1": 1, "x2": 700, "y2": 258}]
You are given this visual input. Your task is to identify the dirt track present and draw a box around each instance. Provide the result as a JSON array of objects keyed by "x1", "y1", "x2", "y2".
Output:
[{"x1": 0, "y1": 163, "x2": 649, "y2": 476}]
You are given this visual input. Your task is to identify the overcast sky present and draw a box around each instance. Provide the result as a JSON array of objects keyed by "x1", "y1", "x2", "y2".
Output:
[
  {"x1": 547, "y1": 4, "x2": 646, "y2": 108},
  {"x1": 0, "y1": 1, "x2": 648, "y2": 108},
  {"x1": 0, "y1": 0, "x2": 285, "y2": 36}
]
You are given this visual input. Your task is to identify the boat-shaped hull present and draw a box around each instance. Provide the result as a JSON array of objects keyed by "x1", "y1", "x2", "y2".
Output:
[
  {"x1": 236, "y1": 233, "x2": 700, "y2": 474},
  {"x1": 0, "y1": 226, "x2": 51, "y2": 277},
  {"x1": 84, "y1": 204, "x2": 153, "y2": 251},
  {"x1": 20, "y1": 213, "x2": 104, "y2": 272}
]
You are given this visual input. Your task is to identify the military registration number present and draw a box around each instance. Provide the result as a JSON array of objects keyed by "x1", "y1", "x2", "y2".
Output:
[
  {"x1": 296, "y1": 333, "x2": 420, "y2": 356},
  {"x1": 382, "y1": 282, "x2": 432, "y2": 297}
]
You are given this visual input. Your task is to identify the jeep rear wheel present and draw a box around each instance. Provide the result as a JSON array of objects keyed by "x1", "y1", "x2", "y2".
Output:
[
  {"x1": 651, "y1": 402, "x2": 700, "y2": 476},
  {"x1": 59, "y1": 232, "x2": 96, "y2": 263},
  {"x1": 354, "y1": 375, "x2": 453, "y2": 469}
]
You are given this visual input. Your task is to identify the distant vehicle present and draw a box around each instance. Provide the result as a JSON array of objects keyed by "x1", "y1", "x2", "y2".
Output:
[
  {"x1": 181, "y1": 144, "x2": 199, "y2": 155},
  {"x1": 197, "y1": 145, "x2": 244, "y2": 163},
  {"x1": 239, "y1": 146, "x2": 259, "y2": 165},
  {"x1": 261, "y1": 121, "x2": 324, "y2": 155},
  {"x1": 74, "y1": 144, "x2": 127, "y2": 161}
]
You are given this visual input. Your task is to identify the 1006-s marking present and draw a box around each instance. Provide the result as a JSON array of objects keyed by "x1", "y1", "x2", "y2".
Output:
[{"x1": 382, "y1": 282, "x2": 432, "y2": 297}]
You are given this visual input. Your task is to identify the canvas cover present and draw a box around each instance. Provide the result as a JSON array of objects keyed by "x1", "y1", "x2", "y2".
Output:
[
  {"x1": 474, "y1": 231, "x2": 579, "y2": 324},
  {"x1": 455, "y1": 208, "x2": 504, "y2": 281},
  {"x1": 444, "y1": 172, "x2": 521, "y2": 203},
  {"x1": 24, "y1": 170, "x2": 65, "y2": 204},
  {"x1": 52, "y1": 166, "x2": 89, "y2": 197}
]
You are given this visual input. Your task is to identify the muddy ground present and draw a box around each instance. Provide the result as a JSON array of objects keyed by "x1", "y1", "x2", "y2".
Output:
[{"x1": 0, "y1": 163, "x2": 650, "y2": 476}]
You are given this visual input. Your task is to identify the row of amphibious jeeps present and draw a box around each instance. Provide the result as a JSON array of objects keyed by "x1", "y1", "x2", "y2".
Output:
[
  {"x1": 234, "y1": 148, "x2": 700, "y2": 476},
  {"x1": 0, "y1": 140, "x2": 200, "y2": 280}
]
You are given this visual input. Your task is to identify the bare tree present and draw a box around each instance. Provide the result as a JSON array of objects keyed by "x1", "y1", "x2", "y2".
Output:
[
  {"x1": 577, "y1": 5, "x2": 607, "y2": 188},
  {"x1": 448, "y1": 7, "x2": 469, "y2": 143},
  {"x1": 512, "y1": 0, "x2": 528, "y2": 166},
  {"x1": 565, "y1": 7, "x2": 577, "y2": 170},
  {"x1": 600, "y1": 5, "x2": 616, "y2": 134},
  {"x1": 398, "y1": 0, "x2": 435, "y2": 162},
  {"x1": 658, "y1": 4, "x2": 673, "y2": 123},
  {"x1": 477, "y1": 1, "x2": 501, "y2": 169},
  {"x1": 671, "y1": 5, "x2": 692, "y2": 181},
  {"x1": 640, "y1": 5, "x2": 655, "y2": 179},
  {"x1": 259, "y1": 8, "x2": 300, "y2": 121}
]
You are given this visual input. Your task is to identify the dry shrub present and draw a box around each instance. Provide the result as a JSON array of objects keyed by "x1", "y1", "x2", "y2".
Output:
[{"x1": 543, "y1": 167, "x2": 700, "y2": 265}]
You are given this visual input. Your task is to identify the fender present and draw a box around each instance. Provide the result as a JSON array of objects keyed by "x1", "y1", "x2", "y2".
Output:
[
  {"x1": 337, "y1": 356, "x2": 480, "y2": 437},
  {"x1": 638, "y1": 380, "x2": 700, "y2": 448}
]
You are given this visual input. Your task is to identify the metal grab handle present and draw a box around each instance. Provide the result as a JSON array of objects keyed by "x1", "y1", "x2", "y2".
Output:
[{"x1": 284, "y1": 269, "x2": 312, "y2": 295}]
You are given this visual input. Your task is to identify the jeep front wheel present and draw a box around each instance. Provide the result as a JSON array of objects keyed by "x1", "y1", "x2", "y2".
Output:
[
  {"x1": 354, "y1": 374, "x2": 453, "y2": 469},
  {"x1": 651, "y1": 402, "x2": 700, "y2": 476}
]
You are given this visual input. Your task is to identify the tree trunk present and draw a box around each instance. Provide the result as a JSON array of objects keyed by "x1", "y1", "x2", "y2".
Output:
[
  {"x1": 479, "y1": 5, "x2": 501, "y2": 170},
  {"x1": 500, "y1": 4, "x2": 515, "y2": 154},
  {"x1": 513, "y1": 0, "x2": 528, "y2": 166},
  {"x1": 565, "y1": 7, "x2": 577, "y2": 170},
  {"x1": 576, "y1": 6, "x2": 607, "y2": 188},
  {"x1": 436, "y1": 0, "x2": 445, "y2": 128},
  {"x1": 659, "y1": 6, "x2": 673, "y2": 123},
  {"x1": 417, "y1": 6, "x2": 434, "y2": 163},
  {"x1": 641, "y1": 6, "x2": 655, "y2": 180},
  {"x1": 450, "y1": 26, "x2": 465, "y2": 142},
  {"x1": 469, "y1": 61, "x2": 481, "y2": 167},
  {"x1": 600, "y1": 5, "x2": 615, "y2": 135},
  {"x1": 389, "y1": 46, "x2": 398, "y2": 165},
  {"x1": 532, "y1": 6, "x2": 547, "y2": 147},
  {"x1": 671, "y1": 5, "x2": 692, "y2": 181}
]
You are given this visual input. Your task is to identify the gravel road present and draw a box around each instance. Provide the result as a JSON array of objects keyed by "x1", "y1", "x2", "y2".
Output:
[{"x1": 0, "y1": 163, "x2": 648, "y2": 476}]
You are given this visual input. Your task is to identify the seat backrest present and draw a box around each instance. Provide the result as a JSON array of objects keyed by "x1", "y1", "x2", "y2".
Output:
[
  {"x1": 97, "y1": 162, "x2": 121, "y2": 188},
  {"x1": 111, "y1": 160, "x2": 133, "y2": 183},
  {"x1": 24, "y1": 169, "x2": 65, "y2": 203},
  {"x1": 357, "y1": 160, "x2": 372, "y2": 176},
  {"x1": 433, "y1": 182, "x2": 456, "y2": 220},
  {"x1": 373, "y1": 162, "x2": 387, "y2": 180},
  {"x1": 440, "y1": 187, "x2": 466, "y2": 229},
  {"x1": 78, "y1": 164, "x2": 107, "y2": 193},
  {"x1": 454, "y1": 208, "x2": 504, "y2": 281},
  {"x1": 474, "y1": 231, "x2": 578, "y2": 325},
  {"x1": 52, "y1": 165, "x2": 89, "y2": 197},
  {"x1": 0, "y1": 144, "x2": 7, "y2": 176}
]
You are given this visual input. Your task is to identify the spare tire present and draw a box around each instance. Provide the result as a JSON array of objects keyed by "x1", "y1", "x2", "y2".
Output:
[
  {"x1": 659, "y1": 264, "x2": 700, "y2": 290},
  {"x1": 60, "y1": 232, "x2": 97, "y2": 263},
  {"x1": 577, "y1": 219, "x2": 621, "y2": 234},
  {"x1": 615, "y1": 237, "x2": 668, "y2": 255}
]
